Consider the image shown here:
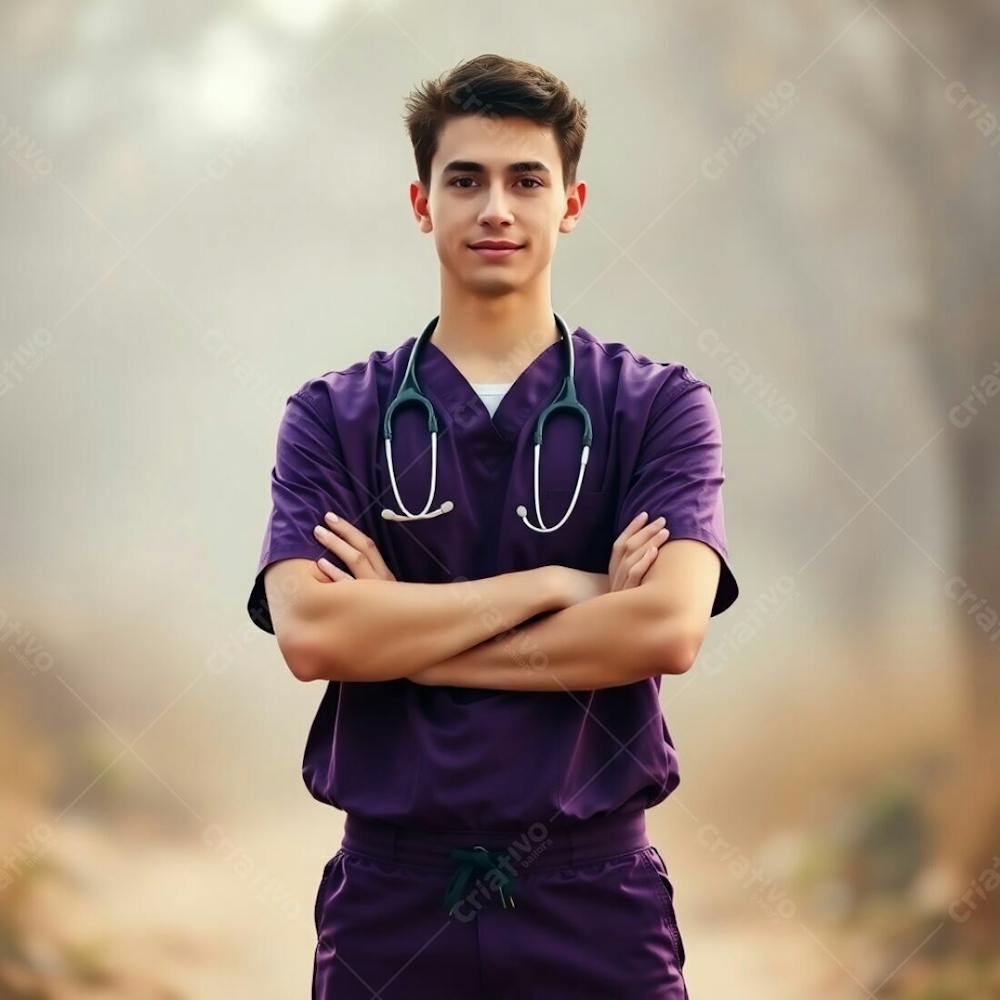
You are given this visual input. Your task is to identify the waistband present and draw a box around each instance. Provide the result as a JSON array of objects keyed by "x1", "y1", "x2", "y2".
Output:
[{"x1": 342, "y1": 809, "x2": 649, "y2": 871}]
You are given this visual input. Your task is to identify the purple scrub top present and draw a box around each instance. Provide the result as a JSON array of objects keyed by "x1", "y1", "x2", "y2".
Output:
[{"x1": 247, "y1": 324, "x2": 739, "y2": 830}]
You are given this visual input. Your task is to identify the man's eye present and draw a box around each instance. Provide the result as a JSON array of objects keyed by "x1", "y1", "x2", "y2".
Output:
[{"x1": 448, "y1": 177, "x2": 543, "y2": 189}]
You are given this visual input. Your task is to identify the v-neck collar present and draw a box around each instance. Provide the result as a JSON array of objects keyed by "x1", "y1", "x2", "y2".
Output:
[{"x1": 418, "y1": 329, "x2": 573, "y2": 445}]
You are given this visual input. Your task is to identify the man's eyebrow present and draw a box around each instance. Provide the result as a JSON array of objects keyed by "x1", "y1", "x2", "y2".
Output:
[{"x1": 441, "y1": 160, "x2": 551, "y2": 175}]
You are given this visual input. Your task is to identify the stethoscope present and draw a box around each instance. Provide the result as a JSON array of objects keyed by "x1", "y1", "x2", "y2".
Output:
[{"x1": 381, "y1": 312, "x2": 593, "y2": 533}]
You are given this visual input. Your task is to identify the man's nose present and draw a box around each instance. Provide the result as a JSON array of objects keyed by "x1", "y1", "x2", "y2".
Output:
[{"x1": 478, "y1": 184, "x2": 515, "y2": 226}]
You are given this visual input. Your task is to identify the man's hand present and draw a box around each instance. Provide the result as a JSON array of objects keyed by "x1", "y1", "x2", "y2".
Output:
[
  {"x1": 312, "y1": 512, "x2": 397, "y2": 582},
  {"x1": 531, "y1": 513, "x2": 672, "y2": 610},
  {"x1": 608, "y1": 511, "x2": 669, "y2": 591}
]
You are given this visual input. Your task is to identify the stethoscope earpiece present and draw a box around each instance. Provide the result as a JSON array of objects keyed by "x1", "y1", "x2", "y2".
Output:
[{"x1": 380, "y1": 312, "x2": 592, "y2": 532}]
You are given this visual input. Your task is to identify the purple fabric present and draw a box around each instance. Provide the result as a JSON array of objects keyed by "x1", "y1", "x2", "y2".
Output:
[
  {"x1": 312, "y1": 811, "x2": 688, "y2": 998},
  {"x1": 247, "y1": 325, "x2": 738, "y2": 828}
]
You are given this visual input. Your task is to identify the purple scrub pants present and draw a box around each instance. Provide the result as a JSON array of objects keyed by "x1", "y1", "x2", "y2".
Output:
[{"x1": 312, "y1": 811, "x2": 688, "y2": 998}]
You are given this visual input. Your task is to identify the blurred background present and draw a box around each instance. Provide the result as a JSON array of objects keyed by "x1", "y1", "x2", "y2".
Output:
[{"x1": 2, "y1": 0, "x2": 999, "y2": 996}]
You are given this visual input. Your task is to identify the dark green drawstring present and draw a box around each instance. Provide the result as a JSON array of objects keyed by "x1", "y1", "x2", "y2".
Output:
[{"x1": 443, "y1": 845, "x2": 517, "y2": 915}]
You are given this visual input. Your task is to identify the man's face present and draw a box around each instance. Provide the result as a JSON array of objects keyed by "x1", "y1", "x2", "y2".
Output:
[{"x1": 411, "y1": 114, "x2": 585, "y2": 297}]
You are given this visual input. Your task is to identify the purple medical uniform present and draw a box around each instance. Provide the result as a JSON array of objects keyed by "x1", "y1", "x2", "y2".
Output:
[{"x1": 247, "y1": 323, "x2": 738, "y2": 998}]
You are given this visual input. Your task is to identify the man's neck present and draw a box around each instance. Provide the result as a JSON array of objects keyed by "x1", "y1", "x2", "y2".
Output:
[{"x1": 429, "y1": 297, "x2": 560, "y2": 384}]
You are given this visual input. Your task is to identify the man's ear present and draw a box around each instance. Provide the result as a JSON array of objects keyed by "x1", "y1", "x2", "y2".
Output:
[
  {"x1": 559, "y1": 180, "x2": 586, "y2": 235},
  {"x1": 410, "y1": 180, "x2": 433, "y2": 233}
]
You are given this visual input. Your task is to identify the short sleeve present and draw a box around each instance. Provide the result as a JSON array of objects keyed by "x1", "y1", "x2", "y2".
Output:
[
  {"x1": 615, "y1": 372, "x2": 739, "y2": 617},
  {"x1": 247, "y1": 389, "x2": 366, "y2": 634}
]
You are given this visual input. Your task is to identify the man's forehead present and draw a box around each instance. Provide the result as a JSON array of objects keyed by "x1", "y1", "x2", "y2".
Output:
[{"x1": 434, "y1": 115, "x2": 557, "y2": 170}]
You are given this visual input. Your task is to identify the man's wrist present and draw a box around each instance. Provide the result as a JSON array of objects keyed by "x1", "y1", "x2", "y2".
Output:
[{"x1": 531, "y1": 565, "x2": 569, "y2": 613}]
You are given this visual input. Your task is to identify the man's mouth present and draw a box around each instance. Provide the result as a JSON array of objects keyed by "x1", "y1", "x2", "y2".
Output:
[{"x1": 468, "y1": 241, "x2": 524, "y2": 260}]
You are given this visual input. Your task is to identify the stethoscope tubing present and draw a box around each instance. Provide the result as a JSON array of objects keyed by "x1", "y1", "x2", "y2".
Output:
[{"x1": 380, "y1": 312, "x2": 591, "y2": 532}]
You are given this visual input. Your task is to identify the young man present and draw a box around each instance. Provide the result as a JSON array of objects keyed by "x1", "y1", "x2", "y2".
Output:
[{"x1": 247, "y1": 53, "x2": 738, "y2": 1000}]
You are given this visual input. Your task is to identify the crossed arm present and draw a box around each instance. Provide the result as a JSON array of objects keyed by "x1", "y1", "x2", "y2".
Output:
[
  {"x1": 264, "y1": 511, "x2": 721, "y2": 690},
  {"x1": 402, "y1": 548, "x2": 716, "y2": 691}
]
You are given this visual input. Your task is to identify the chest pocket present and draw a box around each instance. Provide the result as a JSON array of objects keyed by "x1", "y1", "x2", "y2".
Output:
[{"x1": 529, "y1": 488, "x2": 615, "y2": 572}]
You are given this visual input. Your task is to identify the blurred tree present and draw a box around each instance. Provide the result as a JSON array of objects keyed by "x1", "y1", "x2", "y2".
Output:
[{"x1": 847, "y1": 0, "x2": 1000, "y2": 933}]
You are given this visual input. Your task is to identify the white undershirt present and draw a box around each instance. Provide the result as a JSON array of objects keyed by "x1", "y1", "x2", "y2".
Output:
[{"x1": 470, "y1": 382, "x2": 514, "y2": 418}]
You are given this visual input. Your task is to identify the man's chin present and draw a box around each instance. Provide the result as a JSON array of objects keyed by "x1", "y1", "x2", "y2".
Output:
[{"x1": 460, "y1": 272, "x2": 522, "y2": 297}]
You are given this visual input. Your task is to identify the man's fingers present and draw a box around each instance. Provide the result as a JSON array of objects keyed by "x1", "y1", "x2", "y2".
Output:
[
  {"x1": 624, "y1": 511, "x2": 650, "y2": 536},
  {"x1": 612, "y1": 511, "x2": 649, "y2": 555},
  {"x1": 610, "y1": 517, "x2": 669, "y2": 589},
  {"x1": 321, "y1": 512, "x2": 395, "y2": 578},
  {"x1": 625, "y1": 545, "x2": 658, "y2": 588},
  {"x1": 317, "y1": 557, "x2": 353, "y2": 582},
  {"x1": 611, "y1": 530, "x2": 668, "y2": 591},
  {"x1": 624, "y1": 517, "x2": 667, "y2": 554},
  {"x1": 612, "y1": 513, "x2": 666, "y2": 563},
  {"x1": 313, "y1": 523, "x2": 367, "y2": 571}
]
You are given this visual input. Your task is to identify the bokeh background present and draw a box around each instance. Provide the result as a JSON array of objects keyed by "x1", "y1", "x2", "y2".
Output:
[{"x1": 3, "y1": 1, "x2": 999, "y2": 997}]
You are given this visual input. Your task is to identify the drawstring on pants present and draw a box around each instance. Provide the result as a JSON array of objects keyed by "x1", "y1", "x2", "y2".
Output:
[{"x1": 443, "y1": 845, "x2": 517, "y2": 915}]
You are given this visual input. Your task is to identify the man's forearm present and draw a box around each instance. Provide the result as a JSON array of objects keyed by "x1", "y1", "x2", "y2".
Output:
[
  {"x1": 412, "y1": 587, "x2": 691, "y2": 691},
  {"x1": 299, "y1": 567, "x2": 566, "y2": 682}
]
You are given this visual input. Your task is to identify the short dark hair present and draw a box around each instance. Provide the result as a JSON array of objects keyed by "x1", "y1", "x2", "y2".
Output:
[{"x1": 403, "y1": 53, "x2": 587, "y2": 192}]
